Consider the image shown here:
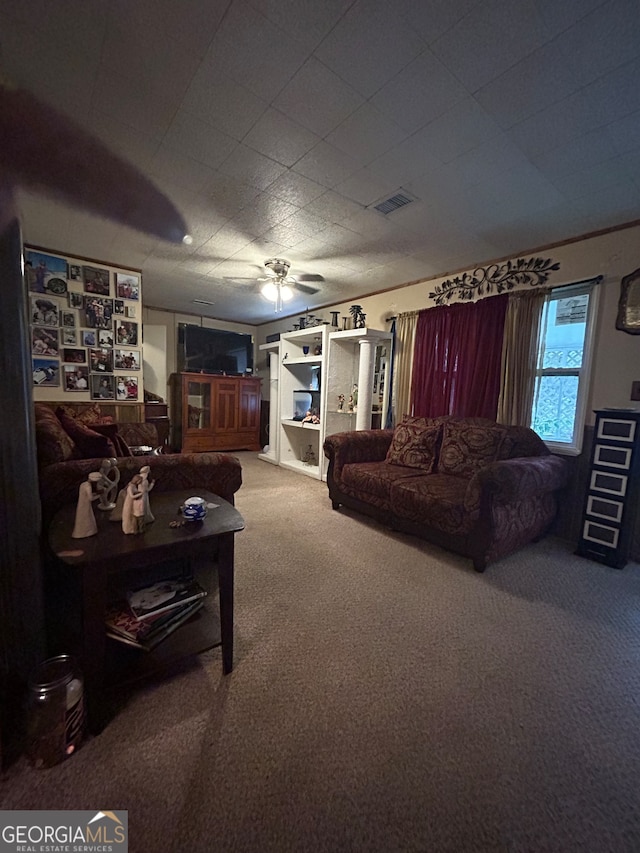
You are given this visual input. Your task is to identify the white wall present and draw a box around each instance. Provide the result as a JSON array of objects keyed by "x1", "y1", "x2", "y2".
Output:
[
  {"x1": 256, "y1": 225, "x2": 640, "y2": 421},
  {"x1": 142, "y1": 324, "x2": 167, "y2": 400}
]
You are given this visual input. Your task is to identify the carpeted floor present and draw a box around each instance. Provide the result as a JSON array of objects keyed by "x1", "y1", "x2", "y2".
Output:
[{"x1": 2, "y1": 452, "x2": 640, "y2": 852}]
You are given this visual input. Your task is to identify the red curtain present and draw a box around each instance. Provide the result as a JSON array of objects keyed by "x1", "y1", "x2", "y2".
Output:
[{"x1": 410, "y1": 294, "x2": 508, "y2": 419}]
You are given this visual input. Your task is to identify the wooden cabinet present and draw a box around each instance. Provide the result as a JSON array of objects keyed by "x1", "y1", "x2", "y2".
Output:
[
  {"x1": 170, "y1": 373, "x2": 261, "y2": 453},
  {"x1": 576, "y1": 409, "x2": 640, "y2": 569}
]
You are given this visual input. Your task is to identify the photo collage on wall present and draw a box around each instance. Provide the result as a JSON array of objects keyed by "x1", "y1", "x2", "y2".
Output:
[{"x1": 26, "y1": 249, "x2": 141, "y2": 399}]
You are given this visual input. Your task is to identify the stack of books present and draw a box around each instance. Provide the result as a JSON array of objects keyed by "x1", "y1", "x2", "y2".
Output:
[{"x1": 105, "y1": 576, "x2": 207, "y2": 651}]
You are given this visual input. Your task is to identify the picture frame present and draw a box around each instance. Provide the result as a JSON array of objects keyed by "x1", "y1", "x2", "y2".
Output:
[
  {"x1": 82, "y1": 295, "x2": 113, "y2": 329},
  {"x1": 68, "y1": 291, "x2": 83, "y2": 308},
  {"x1": 98, "y1": 328, "x2": 114, "y2": 347},
  {"x1": 89, "y1": 347, "x2": 114, "y2": 373},
  {"x1": 25, "y1": 250, "x2": 68, "y2": 295},
  {"x1": 32, "y1": 327, "x2": 59, "y2": 356},
  {"x1": 116, "y1": 375, "x2": 138, "y2": 401},
  {"x1": 115, "y1": 320, "x2": 138, "y2": 346},
  {"x1": 83, "y1": 265, "x2": 111, "y2": 296},
  {"x1": 30, "y1": 296, "x2": 60, "y2": 327},
  {"x1": 82, "y1": 330, "x2": 97, "y2": 347},
  {"x1": 33, "y1": 358, "x2": 60, "y2": 387},
  {"x1": 61, "y1": 311, "x2": 76, "y2": 328},
  {"x1": 91, "y1": 374, "x2": 114, "y2": 400},
  {"x1": 69, "y1": 264, "x2": 82, "y2": 281},
  {"x1": 64, "y1": 365, "x2": 89, "y2": 391},
  {"x1": 61, "y1": 328, "x2": 78, "y2": 346},
  {"x1": 616, "y1": 267, "x2": 640, "y2": 334},
  {"x1": 114, "y1": 349, "x2": 140, "y2": 370},
  {"x1": 125, "y1": 305, "x2": 136, "y2": 318},
  {"x1": 115, "y1": 272, "x2": 140, "y2": 301},
  {"x1": 62, "y1": 348, "x2": 87, "y2": 364},
  {"x1": 114, "y1": 299, "x2": 125, "y2": 315}
]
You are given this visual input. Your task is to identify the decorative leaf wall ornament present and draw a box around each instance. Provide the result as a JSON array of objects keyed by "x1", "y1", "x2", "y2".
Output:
[{"x1": 428, "y1": 257, "x2": 560, "y2": 305}]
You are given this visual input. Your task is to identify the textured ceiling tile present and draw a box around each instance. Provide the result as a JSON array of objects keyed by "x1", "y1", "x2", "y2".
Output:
[
  {"x1": 315, "y1": 0, "x2": 425, "y2": 98},
  {"x1": 394, "y1": 0, "x2": 483, "y2": 44},
  {"x1": 307, "y1": 191, "x2": 365, "y2": 224},
  {"x1": 250, "y1": 0, "x2": 353, "y2": 51},
  {"x1": 409, "y1": 98, "x2": 503, "y2": 164},
  {"x1": 162, "y1": 112, "x2": 238, "y2": 171},
  {"x1": 273, "y1": 57, "x2": 365, "y2": 137},
  {"x1": 181, "y1": 71, "x2": 268, "y2": 142},
  {"x1": 530, "y1": 128, "x2": 619, "y2": 180},
  {"x1": 242, "y1": 109, "x2": 322, "y2": 167},
  {"x1": 326, "y1": 103, "x2": 409, "y2": 165},
  {"x1": 264, "y1": 171, "x2": 327, "y2": 207},
  {"x1": 334, "y1": 168, "x2": 400, "y2": 207},
  {"x1": 218, "y1": 145, "x2": 288, "y2": 191},
  {"x1": 431, "y1": 0, "x2": 550, "y2": 91},
  {"x1": 293, "y1": 141, "x2": 361, "y2": 188},
  {"x1": 507, "y1": 90, "x2": 597, "y2": 158},
  {"x1": 370, "y1": 49, "x2": 469, "y2": 135},
  {"x1": 582, "y1": 57, "x2": 640, "y2": 127}
]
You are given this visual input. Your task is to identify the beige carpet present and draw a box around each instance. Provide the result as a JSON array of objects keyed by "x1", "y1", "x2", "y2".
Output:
[{"x1": 2, "y1": 452, "x2": 640, "y2": 852}]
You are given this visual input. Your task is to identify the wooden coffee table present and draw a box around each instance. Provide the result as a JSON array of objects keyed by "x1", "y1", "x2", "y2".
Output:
[{"x1": 48, "y1": 489, "x2": 245, "y2": 732}]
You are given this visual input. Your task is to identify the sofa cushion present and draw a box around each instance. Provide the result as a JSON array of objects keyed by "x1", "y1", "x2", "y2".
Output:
[
  {"x1": 57, "y1": 410, "x2": 117, "y2": 458},
  {"x1": 34, "y1": 404, "x2": 77, "y2": 469},
  {"x1": 56, "y1": 403, "x2": 114, "y2": 425},
  {"x1": 386, "y1": 421, "x2": 442, "y2": 472},
  {"x1": 341, "y1": 461, "x2": 424, "y2": 508},
  {"x1": 391, "y1": 473, "x2": 477, "y2": 535},
  {"x1": 437, "y1": 420, "x2": 506, "y2": 479}
]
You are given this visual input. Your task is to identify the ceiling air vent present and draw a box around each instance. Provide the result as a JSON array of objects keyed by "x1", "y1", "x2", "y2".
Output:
[{"x1": 370, "y1": 188, "x2": 418, "y2": 216}]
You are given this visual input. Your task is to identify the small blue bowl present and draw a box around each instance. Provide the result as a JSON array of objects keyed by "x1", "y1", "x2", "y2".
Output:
[{"x1": 181, "y1": 496, "x2": 207, "y2": 521}]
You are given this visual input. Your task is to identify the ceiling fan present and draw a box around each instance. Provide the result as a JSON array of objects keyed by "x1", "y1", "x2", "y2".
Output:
[{"x1": 225, "y1": 258, "x2": 324, "y2": 311}]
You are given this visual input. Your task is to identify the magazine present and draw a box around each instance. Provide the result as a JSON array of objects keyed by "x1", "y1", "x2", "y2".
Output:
[
  {"x1": 107, "y1": 600, "x2": 205, "y2": 651},
  {"x1": 125, "y1": 576, "x2": 207, "y2": 621}
]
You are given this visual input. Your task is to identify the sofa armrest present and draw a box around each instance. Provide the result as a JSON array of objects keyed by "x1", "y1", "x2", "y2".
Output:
[
  {"x1": 116, "y1": 421, "x2": 159, "y2": 449},
  {"x1": 323, "y1": 430, "x2": 394, "y2": 480},
  {"x1": 39, "y1": 452, "x2": 242, "y2": 524},
  {"x1": 466, "y1": 455, "x2": 569, "y2": 509}
]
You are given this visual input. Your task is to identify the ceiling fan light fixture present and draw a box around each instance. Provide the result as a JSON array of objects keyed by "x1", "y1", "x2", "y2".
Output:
[{"x1": 261, "y1": 280, "x2": 294, "y2": 311}]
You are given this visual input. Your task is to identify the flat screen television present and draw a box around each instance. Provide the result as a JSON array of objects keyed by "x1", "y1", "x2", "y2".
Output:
[{"x1": 178, "y1": 323, "x2": 254, "y2": 375}]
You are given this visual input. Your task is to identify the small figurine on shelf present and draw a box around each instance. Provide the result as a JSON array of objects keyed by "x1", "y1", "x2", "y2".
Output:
[
  {"x1": 122, "y1": 474, "x2": 145, "y2": 535},
  {"x1": 302, "y1": 408, "x2": 321, "y2": 424},
  {"x1": 349, "y1": 304, "x2": 366, "y2": 328},
  {"x1": 139, "y1": 464, "x2": 155, "y2": 524},
  {"x1": 348, "y1": 384, "x2": 358, "y2": 413},
  {"x1": 97, "y1": 457, "x2": 120, "y2": 511},
  {"x1": 72, "y1": 472, "x2": 103, "y2": 538},
  {"x1": 337, "y1": 394, "x2": 345, "y2": 411},
  {"x1": 301, "y1": 444, "x2": 317, "y2": 466}
]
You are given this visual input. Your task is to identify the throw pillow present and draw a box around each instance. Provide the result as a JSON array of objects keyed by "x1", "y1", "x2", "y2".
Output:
[
  {"x1": 34, "y1": 404, "x2": 77, "y2": 468},
  {"x1": 386, "y1": 422, "x2": 442, "y2": 472},
  {"x1": 56, "y1": 403, "x2": 114, "y2": 425},
  {"x1": 437, "y1": 420, "x2": 506, "y2": 478},
  {"x1": 57, "y1": 411, "x2": 116, "y2": 458}
]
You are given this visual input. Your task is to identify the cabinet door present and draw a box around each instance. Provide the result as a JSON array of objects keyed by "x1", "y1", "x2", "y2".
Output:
[
  {"x1": 239, "y1": 380, "x2": 260, "y2": 431},
  {"x1": 214, "y1": 379, "x2": 239, "y2": 434},
  {"x1": 185, "y1": 379, "x2": 212, "y2": 431}
]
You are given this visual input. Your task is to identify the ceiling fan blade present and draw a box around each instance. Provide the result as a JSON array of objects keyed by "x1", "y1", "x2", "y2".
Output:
[
  {"x1": 293, "y1": 281, "x2": 320, "y2": 295},
  {"x1": 0, "y1": 82, "x2": 188, "y2": 243},
  {"x1": 296, "y1": 273, "x2": 325, "y2": 282},
  {"x1": 223, "y1": 276, "x2": 262, "y2": 282}
]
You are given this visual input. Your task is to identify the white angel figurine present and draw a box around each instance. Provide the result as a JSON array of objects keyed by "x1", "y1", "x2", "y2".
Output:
[
  {"x1": 139, "y1": 464, "x2": 155, "y2": 525},
  {"x1": 97, "y1": 457, "x2": 120, "y2": 511},
  {"x1": 122, "y1": 474, "x2": 145, "y2": 535},
  {"x1": 72, "y1": 472, "x2": 103, "y2": 538}
]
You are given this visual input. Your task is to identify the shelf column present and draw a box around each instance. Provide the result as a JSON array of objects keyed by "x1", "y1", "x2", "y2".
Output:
[
  {"x1": 267, "y1": 351, "x2": 279, "y2": 451},
  {"x1": 356, "y1": 339, "x2": 375, "y2": 430}
]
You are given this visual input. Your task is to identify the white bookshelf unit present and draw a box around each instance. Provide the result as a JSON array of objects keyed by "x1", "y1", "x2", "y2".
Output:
[
  {"x1": 278, "y1": 326, "x2": 328, "y2": 480},
  {"x1": 324, "y1": 328, "x2": 391, "y2": 443}
]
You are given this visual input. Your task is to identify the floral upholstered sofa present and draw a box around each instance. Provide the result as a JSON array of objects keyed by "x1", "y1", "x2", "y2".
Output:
[
  {"x1": 34, "y1": 403, "x2": 242, "y2": 522},
  {"x1": 323, "y1": 416, "x2": 569, "y2": 572}
]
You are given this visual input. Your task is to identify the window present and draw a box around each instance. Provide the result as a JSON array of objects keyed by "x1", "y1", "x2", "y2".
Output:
[{"x1": 531, "y1": 282, "x2": 599, "y2": 454}]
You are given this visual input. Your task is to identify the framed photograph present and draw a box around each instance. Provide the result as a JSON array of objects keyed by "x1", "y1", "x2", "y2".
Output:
[
  {"x1": 114, "y1": 299, "x2": 125, "y2": 315},
  {"x1": 61, "y1": 328, "x2": 78, "y2": 346},
  {"x1": 91, "y1": 374, "x2": 114, "y2": 400},
  {"x1": 125, "y1": 305, "x2": 136, "y2": 319},
  {"x1": 83, "y1": 265, "x2": 110, "y2": 296},
  {"x1": 115, "y1": 320, "x2": 138, "y2": 346},
  {"x1": 98, "y1": 328, "x2": 114, "y2": 347},
  {"x1": 69, "y1": 264, "x2": 82, "y2": 281},
  {"x1": 116, "y1": 375, "x2": 138, "y2": 401},
  {"x1": 90, "y1": 347, "x2": 114, "y2": 373},
  {"x1": 30, "y1": 296, "x2": 60, "y2": 327},
  {"x1": 62, "y1": 347, "x2": 87, "y2": 364},
  {"x1": 25, "y1": 250, "x2": 68, "y2": 295},
  {"x1": 82, "y1": 330, "x2": 97, "y2": 347},
  {"x1": 82, "y1": 295, "x2": 113, "y2": 329},
  {"x1": 64, "y1": 364, "x2": 89, "y2": 391},
  {"x1": 68, "y1": 291, "x2": 83, "y2": 308},
  {"x1": 114, "y1": 349, "x2": 140, "y2": 370},
  {"x1": 32, "y1": 358, "x2": 60, "y2": 386},
  {"x1": 115, "y1": 272, "x2": 140, "y2": 301},
  {"x1": 61, "y1": 311, "x2": 76, "y2": 328},
  {"x1": 32, "y1": 327, "x2": 59, "y2": 356}
]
